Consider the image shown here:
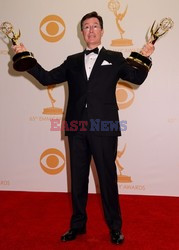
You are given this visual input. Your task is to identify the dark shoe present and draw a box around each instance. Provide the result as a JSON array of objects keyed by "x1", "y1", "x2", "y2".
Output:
[
  {"x1": 61, "y1": 227, "x2": 86, "y2": 242},
  {"x1": 110, "y1": 230, "x2": 124, "y2": 244}
]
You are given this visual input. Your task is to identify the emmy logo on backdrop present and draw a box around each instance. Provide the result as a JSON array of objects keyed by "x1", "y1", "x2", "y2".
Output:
[
  {"x1": 116, "y1": 144, "x2": 132, "y2": 183},
  {"x1": 0, "y1": 21, "x2": 37, "y2": 71},
  {"x1": 108, "y1": 0, "x2": 133, "y2": 46},
  {"x1": 42, "y1": 85, "x2": 63, "y2": 115},
  {"x1": 127, "y1": 17, "x2": 174, "y2": 72}
]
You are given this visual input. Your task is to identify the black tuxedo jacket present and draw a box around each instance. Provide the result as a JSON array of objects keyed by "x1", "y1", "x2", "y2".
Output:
[{"x1": 28, "y1": 47, "x2": 149, "y2": 136}]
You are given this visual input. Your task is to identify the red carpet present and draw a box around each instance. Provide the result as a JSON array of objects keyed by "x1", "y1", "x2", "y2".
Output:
[{"x1": 0, "y1": 191, "x2": 178, "y2": 250}]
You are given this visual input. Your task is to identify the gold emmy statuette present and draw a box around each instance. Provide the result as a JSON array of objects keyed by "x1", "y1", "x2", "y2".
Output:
[
  {"x1": 127, "y1": 17, "x2": 174, "y2": 72},
  {"x1": 116, "y1": 145, "x2": 132, "y2": 183},
  {"x1": 108, "y1": 0, "x2": 133, "y2": 46},
  {"x1": 43, "y1": 86, "x2": 63, "y2": 115},
  {"x1": 0, "y1": 21, "x2": 37, "y2": 71}
]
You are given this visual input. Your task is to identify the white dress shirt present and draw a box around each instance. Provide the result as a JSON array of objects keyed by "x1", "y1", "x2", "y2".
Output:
[
  {"x1": 84, "y1": 45, "x2": 102, "y2": 108},
  {"x1": 84, "y1": 45, "x2": 102, "y2": 79}
]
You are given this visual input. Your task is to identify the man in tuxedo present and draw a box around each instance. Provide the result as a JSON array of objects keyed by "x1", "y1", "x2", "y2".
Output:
[{"x1": 13, "y1": 11, "x2": 154, "y2": 244}]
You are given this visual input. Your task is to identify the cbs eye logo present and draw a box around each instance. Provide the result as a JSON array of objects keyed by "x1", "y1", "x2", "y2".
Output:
[
  {"x1": 39, "y1": 15, "x2": 66, "y2": 42},
  {"x1": 40, "y1": 148, "x2": 65, "y2": 175},
  {"x1": 116, "y1": 81, "x2": 135, "y2": 109}
]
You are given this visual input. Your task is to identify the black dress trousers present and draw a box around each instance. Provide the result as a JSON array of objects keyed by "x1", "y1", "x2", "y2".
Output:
[{"x1": 68, "y1": 107, "x2": 122, "y2": 231}]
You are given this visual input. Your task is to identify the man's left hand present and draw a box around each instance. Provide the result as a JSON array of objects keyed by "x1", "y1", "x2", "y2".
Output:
[{"x1": 140, "y1": 41, "x2": 155, "y2": 57}]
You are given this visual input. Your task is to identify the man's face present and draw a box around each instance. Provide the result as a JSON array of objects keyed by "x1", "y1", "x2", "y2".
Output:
[{"x1": 81, "y1": 17, "x2": 104, "y2": 48}]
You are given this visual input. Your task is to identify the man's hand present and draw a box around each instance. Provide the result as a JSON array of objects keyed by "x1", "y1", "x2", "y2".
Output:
[
  {"x1": 140, "y1": 41, "x2": 155, "y2": 57},
  {"x1": 12, "y1": 43, "x2": 27, "y2": 54}
]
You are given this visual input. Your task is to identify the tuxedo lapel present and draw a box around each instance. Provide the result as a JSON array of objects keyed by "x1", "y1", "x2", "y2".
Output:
[
  {"x1": 78, "y1": 52, "x2": 87, "y2": 81},
  {"x1": 72, "y1": 52, "x2": 87, "y2": 81}
]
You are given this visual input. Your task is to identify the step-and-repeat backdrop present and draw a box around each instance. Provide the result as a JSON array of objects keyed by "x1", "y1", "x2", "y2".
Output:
[{"x1": 0, "y1": 0, "x2": 178, "y2": 196}]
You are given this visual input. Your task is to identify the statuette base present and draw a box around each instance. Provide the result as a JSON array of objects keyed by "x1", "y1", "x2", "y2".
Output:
[
  {"x1": 127, "y1": 52, "x2": 152, "y2": 72},
  {"x1": 13, "y1": 51, "x2": 37, "y2": 71}
]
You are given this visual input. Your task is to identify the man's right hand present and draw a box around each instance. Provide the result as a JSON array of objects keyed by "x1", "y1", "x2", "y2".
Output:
[{"x1": 12, "y1": 43, "x2": 27, "y2": 54}]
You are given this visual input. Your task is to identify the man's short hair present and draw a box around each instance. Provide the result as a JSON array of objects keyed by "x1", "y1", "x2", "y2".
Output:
[{"x1": 80, "y1": 11, "x2": 103, "y2": 30}]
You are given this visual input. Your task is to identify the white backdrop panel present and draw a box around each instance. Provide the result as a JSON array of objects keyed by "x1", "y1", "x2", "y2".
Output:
[{"x1": 0, "y1": 0, "x2": 178, "y2": 196}]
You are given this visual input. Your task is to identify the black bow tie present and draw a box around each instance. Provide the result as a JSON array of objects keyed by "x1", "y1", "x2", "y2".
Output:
[{"x1": 85, "y1": 47, "x2": 99, "y2": 55}]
